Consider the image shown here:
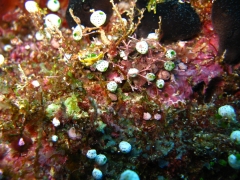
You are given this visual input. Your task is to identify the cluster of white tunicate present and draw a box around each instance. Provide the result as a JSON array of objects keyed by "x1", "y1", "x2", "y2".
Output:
[
  {"x1": 218, "y1": 105, "x2": 237, "y2": 122},
  {"x1": 90, "y1": 10, "x2": 107, "y2": 27},
  {"x1": 107, "y1": 81, "x2": 118, "y2": 92},
  {"x1": 96, "y1": 60, "x2": 109, "y2": 72},
  {"x1": 156, "y1": 79, "x2": 165, "y2": 88},
  {"x1": 119, "y1": 141, "x2": 132, "y2": 153},
  {"x1": 136, "y1": 41, "x2": 148, "y2": 54}
]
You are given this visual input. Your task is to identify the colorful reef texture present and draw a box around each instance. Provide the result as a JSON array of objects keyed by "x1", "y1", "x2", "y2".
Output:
[{"x1": 0, "y1": 0, "x2": 240, "y2": 179}]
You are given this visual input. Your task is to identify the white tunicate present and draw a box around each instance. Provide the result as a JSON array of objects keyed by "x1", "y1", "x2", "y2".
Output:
[
  {"x1": 52, "y1": 117, "x2": 60, "y2": 127},
  {"x1": 228, "y1": 154, "x2": 240, "y2": 169},
  {"x1": 0, "y1": 54, "x2": 5, "y2": 66},
  {"x1": 35, "y1": 31, "x2": 45, "y2": 41},
  {"x1": 230, "y1": 130, "x2": 240, "y2": 143},
  {"x1": 92, "y1": 168, "x2": 103, "y2": 180},
  {"x1": 119, "y1": 170, "x2": 140, "y2": 180},
  {"x1": 147, "y1": 33, "x2": 159, "y2": 40},
  {"x1": 90, "y1": 10, "x2": 107, "y2": 27},
  {"x1": 136, "y1": 41, "x2": 148, "y2": 54},
  {"x1": 45, "y1": 14, "x2": 61, "y2": 29},
  {"x1": 3, "y1": 44, "x2": 13, "y2": 52},
  {"x1": 145, "y1": 73, "x2": 156, "y2": 81},
  {"x1": 96, "y1": 60, "x2": 109, "y2": 72},
  {"x1": 95, "y1": 154, "x2": 107, "y2": 165},
  {"x1": 165, "y1": 49, "x2": 177, "y2": 60},
  {"x1": 119, "y1": 141, "x2": 132, "y2": 153},
  {"x1": 164, "y1": 61, "x2": 175, "y2": 71},
  {"x1": 47, "y1": 0, "x2": 60, "y2": 12},
  {"x1": 107, "y1": 81, "x2": 118, "y2": 92},
  {"x1": 25, "y1": 1, "x2": 39, "y2": 13},
  {"x1": 128, "y1": 68, "x2": 139, "y2": 77},
  {"x1": 51, "y1": 135, "x2": 58, "y2": 142},
  {"x1": 86, "y1": 149, "x2": 97, "y2": 159},
  {"x1": 72, "y1": 25, "x2": 82, "y2": 41},
  {"x1": 31, "y1": 80, "x2": 40, "y2": 88},
  {"x1": 218, "y1": 105, "x2": 237, "y2": 122},
  {"x1": 156, "y1": 79, "x2": 165, "y2": 89}
]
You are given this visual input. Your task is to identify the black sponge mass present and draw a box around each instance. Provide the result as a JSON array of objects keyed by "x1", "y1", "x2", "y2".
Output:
[
  {"x1": 212, "y1": 0, "x2": 240, "y2": 64},
  {"x1": 65, "y1": 0, "x2": 115, "y2": 28},
  {"x1": 136, "y1": 0, "x2": 201, "y2": 43}
]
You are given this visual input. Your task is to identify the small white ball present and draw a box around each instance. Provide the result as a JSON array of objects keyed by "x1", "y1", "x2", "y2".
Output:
[
  {"x1": 35, "y1": 31, "x2": 45, "y2": 41},
  {"x1": 218, "y1": 105, "x2": 237, "y2": 122},
  {"x1": 92, "y1": 168, "x2": 103, "y2": 180},
  {"x1": 107, "y1": 81, "x2": 118, "y2": 92},
  {"x1": 164, "y1": 61, "x2": 175, "y2": 71},
  {"x1": 95, "y1": 154, "x2": 107, "y2": 165},
  {"x1": 228, "y1": 154, "x2": 240, "y2": 169},
  {"x1": 3, "y1": 44, "x2": 13, "y2": 52},
  {"x1": 31, "y1": 80, "x2": 40, "y2": 88},
  {"x1": 128, "y1": 68, "x2": 139, "y2": 77},
  {"x1": 86, "y1": 149, "x2": 97, "y2": 159},
  {"x1": 25, "y1": 1, "x2": 39, "y2": 13},
  {"x1": 230, "y1": 130, "x2": 240, "y2": 143},
  {"x1": 147, "y1": 33, "x2": 159, "y2": 40},
  {"x1": 96, "y1": 60, "x2": 109, "y2": 72},
  {"x1": 136, "y1": 41, "x2": 148, "y2": 54},
  {"x1": 51, "y1": 135, "x2": 58, "y2": 142},
  {"x1": 145, "y1": 73, "x2": 156, "y2": 81},
  {"x1": 72, "y1": 25, "x2": 82, "y2": 41},
  {"x1": 0, "y1": 54, "x2": 5, "y2": 66},
  {"x1": 45, "y1": 14, "x2": 61, "y2": 29},
  {"x1": 165, "y1": 49, "x2": 177, "y2": 60},
  {"x1": 52, "y1": 117, "x2": 60, "y2": 127},
  {"x1": 90, "y1": 10, "x2": 107, "y2": 27},
  {"x1": 47, "y1": 0, "x2": 60, "y2": 12},
  {"x1": 119, "y1": 170, "x2": 140, "y2": 180},
  {"x1": 119, "y1": 141, "x2": 132, "y2": 153},
  {"x1": 156, "y1": 79, "x2": 165, "y2": 89}
]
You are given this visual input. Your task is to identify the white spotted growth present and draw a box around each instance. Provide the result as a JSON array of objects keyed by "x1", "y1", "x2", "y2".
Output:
[
  {"x1": 90, "y1": 10, "x2": 107, "y2": 27},
  {"x1": 136, "y1": 41, "x2": 148, "y2": 54},
  {"x1": 96, "y1": 60, "x2": 109, "y2": 72},
  {"x1": 165, "y1": 49, "x2": 177, "y2": 60},
  {"x1": 119, "y1": 141, "x2": 132, "y2": 153},
  {"x1": 107, "y1": 81, "x2": 118, "y2": 92},
  {"x1": 25, "y1": 1, "x2": 39, "y2": 13},
  {"x1": 218, "y1": 105, "x2": 237, "y2": 122},
  {"x1": 86, "y1": 149, "x2": 97, "y2": 159},
  {"x1": 47, "y1": 0, "x2": 60, "y2": 12},
  {"x1": 92, "y1": 168, "x2": 103, "y2": 180},
  {"x1": 72, "y1": 25, "x2": 83, "y2": 41},
  {"x1": 45, "y1": 14, "x2": 62, "y2": 29},
  {"x1": 156, "y1": 79, "x2": 165, "y2": 89}
]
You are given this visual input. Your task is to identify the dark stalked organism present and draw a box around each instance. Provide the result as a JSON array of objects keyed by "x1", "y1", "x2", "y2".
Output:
[
  {"x1": 136, "y1": 0, "x2": 201, "y2": 43},
  {"x1": 212, "y1": 0, "x2": 240, "y2": 64},
  {"x1": 65, "y1": 0, "x2": 117, "y2": 28}
]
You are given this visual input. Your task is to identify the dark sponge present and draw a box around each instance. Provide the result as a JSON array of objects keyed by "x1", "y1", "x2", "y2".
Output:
[
  {"x1": 65, "y1": 0, "x2": 114, "y2": 28},
  {"x1": 136, "y1": 0, "x2": 201, "y2": 43},
  {"x1": 212, "y1": 0, "x2": 240, "y2": 64}
]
